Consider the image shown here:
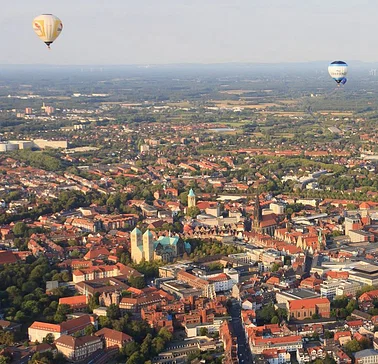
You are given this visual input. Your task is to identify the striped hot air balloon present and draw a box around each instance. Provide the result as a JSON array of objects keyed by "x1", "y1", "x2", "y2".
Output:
[{"x1": 328, "y1": 61, "x2": 348, "y2": 85}]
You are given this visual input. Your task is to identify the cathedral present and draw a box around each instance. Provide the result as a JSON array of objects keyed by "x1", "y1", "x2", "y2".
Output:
[{"x1": 130, "y1": 228, "x2": 190, "y2": 263}]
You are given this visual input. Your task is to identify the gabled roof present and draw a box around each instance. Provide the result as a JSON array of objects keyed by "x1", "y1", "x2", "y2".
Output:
[
  {"x1": 95, "y1": 327, "x2": 133, "y2": 343},
  {"x1": 289, "y1": 297, "x2": 330, "y2": 310}
]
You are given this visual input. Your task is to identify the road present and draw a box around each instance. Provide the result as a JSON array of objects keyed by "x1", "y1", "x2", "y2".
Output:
[{"x1": 229, "y1": 301, "x2": 252, "y2": 364}]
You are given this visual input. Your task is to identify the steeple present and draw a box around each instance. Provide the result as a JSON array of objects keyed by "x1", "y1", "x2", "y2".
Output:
[
  {"x1": 143, "y1": 229, "x2": 154, "y2": 262},
  {"x1": 253, "y1": 194, "x2": 262, "y2": 232},
  {"x1": 188, "y1": 188, "x2": 196, "y2": 208}
]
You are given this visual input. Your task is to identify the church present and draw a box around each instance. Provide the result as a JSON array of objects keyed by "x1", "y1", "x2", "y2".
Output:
[
  {"x1": 130, "y1": 228, "x2": 190, "y2": 263},
  {"x1": 252, "y1": 195, "x2": 278, "y2": 236}
]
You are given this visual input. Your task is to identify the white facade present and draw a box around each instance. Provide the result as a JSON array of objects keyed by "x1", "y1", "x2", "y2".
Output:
[
  {"x1": 185, "y1": 319, "x2": 223, "y2": 338},
  {"x1": 320, "y1": 279, "x2": 340, "y2": 299}
]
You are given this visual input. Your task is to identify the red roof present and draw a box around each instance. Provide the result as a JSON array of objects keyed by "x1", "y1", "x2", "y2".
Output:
[
  {"x1": 95, "y1": 327, "x2": 133, "y2": 343},
  {"x1": 253, "y1": 335, "x2": 302, "y2": 346},
  {"x1": 289, "y1": 298, "x2": 330, "y2": 310},
  {"x1": 0, "y1": 250, "x2": 19, "y2": 265},
  {"x1": 59, "y1": 295, "x2": 87, "y2": 306}
]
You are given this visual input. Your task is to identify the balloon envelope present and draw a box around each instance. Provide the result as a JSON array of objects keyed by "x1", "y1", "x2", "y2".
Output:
[
  {"x1": 328, "y1": 61, "x2": 348, "y2": 84},
  {"x1": 32, "y1": 14, "x2": 63, "y2": 48}
]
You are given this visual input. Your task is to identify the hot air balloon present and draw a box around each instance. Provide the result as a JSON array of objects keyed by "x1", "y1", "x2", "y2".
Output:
[
  {"x1": 32, "y1": 14, "x2": 63, "y2": 49},
  {"x1": 328, "y1": 61, "x2": 348, "y2": 85}
]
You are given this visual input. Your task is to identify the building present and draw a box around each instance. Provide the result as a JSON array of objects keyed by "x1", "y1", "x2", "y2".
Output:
[
  {"x1": 176, "y1": 270, "x2": 216, "y2": 299},
  {"x1": 354, "y1": 349, "x2": 378, "y2": 363},
  {"x1": 276, "y1": 289, "x2": 320, "y2": 305},
  {"x1": 321, "y1": 279, "x2": 361, "y2": 299},
  {"x1": 349, "y1": 263, "x2": 378, "y2": 286},
  {"x1": 72, "y1": 263, "x2": 141, "y2": 284},
  {"x1": 188, "y1": 188, "x2": 196, "y2": 208},
  {"x1": 261, "y1": 349, "x2": 291, "y2": 364},
  {"x1": 336, "y1": 280, "x2": 362, "y2": 297},
  {"x1": 55, "y1": 334, "x2": 103, "y2": 362},
  {"x1": 131, "y1": 228, "x2": 187, "y2": 263},
  {"x1": 345, "y1": 216, "x2": 362, "y2": 237},
  {"x1": 28, "y1": 315, "x2": 97, "y2": 343},
  {"x1": 185, "y1": 318, "x2": 224, "y2": 338},
  {"x1": 95, "y1": 328, "x2": 133, "y2": 348},
  {"x1": 250, "y1": 335, "x2": 303, "y2": 355},
  {"x1": 58, "y1": 296, "x2": 88, "y2": 311},
  {"x1": 252, "y1": 195, "x2": 277, "y2": 236},
  {"x1": 288, "y1": 298, "x2": 330, "y2": 320}
]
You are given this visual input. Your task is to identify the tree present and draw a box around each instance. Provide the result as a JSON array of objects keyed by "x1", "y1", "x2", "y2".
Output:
[
  {"x1": 106, "y1": 304, "x2": 120, "y2": 320},
  {"x1": 12, "y1": 222, "x2": 28, "y2": 237},
  {"x1": 43, "y1": 333, "x2": 55, "y2": 344},
  {"x1": 0, "y1": 356, "x2": 9, "y2": 364},
  {"x1": 129, "y1": 276, "x2": 146, "y2": 289},
  {"x1": 187, "y1": 206, "x2": 200, "y2": 218},
  {"x1": 344, "y1": 339, "x2": 362, "y2": 353},
  {"x1": 54, "y1": 304, "x2": 72, "y2": 323},
  {"x1": 323, "y1": 354, "x2": 337, "y2": 364},
  {"x1": 84, "y1": 324, "x2": 96, "y2": 336},
  {"x1": 88, "y1": 295, "x2": 99, "y2": 312},
  {"x1": 121, "y1": 341, "x2": 140, "y2": 358},
  {"x1": 324, "y1": 330, "x2": 335, "y2": 339},
  {"x1": 271, "y1": 316, "x2": 279, "y2": 324},
  {"x1": 158, "y1": 327, "x2": 173, "y2": 342},
  {"x1": 126, "y1": 352, "x2": 145, "y2": 364},
  {"x1": 140, "y1": 333, "x2": 153, "y2": 358},
  {"x1": 199, "y1": 327, "x2": 208, "y2": 336},
  {"x1": 257, "y1": 304, "x2": 276, "y2": 324},
  {"x1": 98, "y1": 316, "x2": 112, "y2": 329}
]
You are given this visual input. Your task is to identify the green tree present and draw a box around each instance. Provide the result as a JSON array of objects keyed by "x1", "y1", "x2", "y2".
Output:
[
  {"x1": 199, "y1": 327, "x2": 208, "y2": 336},
  {"x1": 106, "y1": 304, "x2": 120, "y2": 320},
  {"x1": 126, "y1": 351, "x2": 145, "y2": 364},
  {"x1": 129, "y1": 276, "x2": 146, "y2": 289},
  {"x1": 187, "y1": 206, "x2": 200, "y2": 218},
  {"x1": 42, "y1": 333, "x2": 55, "y2": 344},
  {"x1": 84, "y1": 324, "x2": 96, "y2": 336},
  {"x1": 140, "y1": 333, "x2": 153, "y2": 358},
  {"x1": 88, "y1": 294, "x2": 100, "y2": 312},
  {"x1": 0, "y1": 356, "x2": 9, "y2": 364},
  {"x1": 271, "y1": 316, "x2": 279, "y2": 324},
  {"x1": 344, "y1": 339, "x2": 362, "y2": 353},
  {"x1": 121, "y1": 341, "x2": 140, "y2": 358},
  {"x1": 54, "y1": 304, "x2": 72, "y2": 323},
  {"x1": 12, "y1": 222, "x2": 28, "y2": 237}
]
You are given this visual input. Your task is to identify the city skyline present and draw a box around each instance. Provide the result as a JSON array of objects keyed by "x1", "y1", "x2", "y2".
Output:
[{"x1": 1, "y1": 0, "x2": 377, "y2": 65}]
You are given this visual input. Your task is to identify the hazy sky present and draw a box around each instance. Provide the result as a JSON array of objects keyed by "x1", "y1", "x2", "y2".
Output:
[{"x1": 1, "y1": 0, "x2": 377, "y2": 65}]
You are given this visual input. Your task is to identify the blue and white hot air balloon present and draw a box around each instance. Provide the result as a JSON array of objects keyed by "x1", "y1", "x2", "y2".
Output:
[{"x1": 328, "y1": 61, "x2": 348, "y2": 85}]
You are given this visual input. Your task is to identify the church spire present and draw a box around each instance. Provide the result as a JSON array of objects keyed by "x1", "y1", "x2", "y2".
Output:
[{"x1": 253, "y1": 194, "x2": 262, "y2": 232}]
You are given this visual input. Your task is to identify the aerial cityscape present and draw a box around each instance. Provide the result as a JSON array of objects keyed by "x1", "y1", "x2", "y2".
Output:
[{"x1": 2, "y1": 2, "x2": 378, "y2": 364}]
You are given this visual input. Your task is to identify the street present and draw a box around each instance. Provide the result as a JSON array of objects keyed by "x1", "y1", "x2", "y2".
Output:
[{"x1": 229, "y1": 301, "x2": 252, "y2": 363}]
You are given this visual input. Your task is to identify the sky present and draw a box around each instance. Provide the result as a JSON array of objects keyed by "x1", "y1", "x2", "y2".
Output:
[{"x1": 1, "y1": 0, "x2": 378, "y2": 65}]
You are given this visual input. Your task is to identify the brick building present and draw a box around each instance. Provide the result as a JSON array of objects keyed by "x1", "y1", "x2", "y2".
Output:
[{"x1": 288, "y1": 298, "x2": 330, "y2": 320}]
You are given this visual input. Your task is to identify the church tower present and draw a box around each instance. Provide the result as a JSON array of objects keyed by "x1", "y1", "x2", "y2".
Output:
[
  {"x1": 143, "y1": 229, "x2": 154, "y2": 262},
  {"x1": 131, "y1": 227, "x2": 143, "y2": 263},
  {"x1": 253, "y1": 194, "x2": 262, "y2": 232},
  {"x1": 188, "y1": 188, "x2": 196, "y2": 208}
]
